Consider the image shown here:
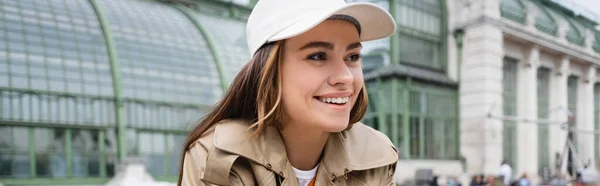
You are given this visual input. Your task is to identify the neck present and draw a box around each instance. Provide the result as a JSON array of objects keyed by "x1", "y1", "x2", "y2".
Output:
[{"x1": 279, "y1": 121, "x2": 329, "y2": 171}]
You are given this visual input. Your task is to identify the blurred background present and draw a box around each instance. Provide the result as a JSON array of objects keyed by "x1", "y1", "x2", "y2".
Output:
[{"x1": 0, "y1": 0, "x2": 600, "y2": 185}]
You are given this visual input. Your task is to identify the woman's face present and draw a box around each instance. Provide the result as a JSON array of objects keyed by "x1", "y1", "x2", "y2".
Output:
[{"x1": 280, "y1": 19, "x2": 363, "y2": 132}]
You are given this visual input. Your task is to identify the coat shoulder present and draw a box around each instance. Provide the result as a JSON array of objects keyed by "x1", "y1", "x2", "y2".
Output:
[
  {"x1": 346, "y1": 122, "x2": 397, "y2": 153},
  {"x1": 181, "y1": 120, "x2": 252, "y2": 186},
  {"x1": 340, "y1": 122, "x2": 398, "y2": 171}
]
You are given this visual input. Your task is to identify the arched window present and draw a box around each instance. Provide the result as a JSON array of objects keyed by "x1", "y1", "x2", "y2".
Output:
[
  {"x1": 531, "y1": 1, "x2": 558, "y2": 36},
  {"x1": 501, "y1": 0, "x2": 527, "y2": 24}
]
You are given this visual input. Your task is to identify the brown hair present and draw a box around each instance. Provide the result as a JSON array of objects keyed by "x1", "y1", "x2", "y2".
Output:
[{"x1": 176, "y1": 41, "x2": 369, "y2": 185}]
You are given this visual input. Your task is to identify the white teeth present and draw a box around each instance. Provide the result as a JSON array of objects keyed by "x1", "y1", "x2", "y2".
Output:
[{"x1": 318, "y1": 97, "x2": 350, "y2": 104}]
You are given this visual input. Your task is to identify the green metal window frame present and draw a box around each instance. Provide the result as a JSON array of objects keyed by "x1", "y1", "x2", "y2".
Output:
[
  {"x1": 363, "y1": 82, "x2": 379, "y2": 129},
  {"x1": 537, "y1": 67, "x2": 551, "y2": 175},
  {"x1": 0, "y1": 125, "x2": 113, "y2": 183},
  {"x1": 366, "y1": 77, "x2": 459, "y2": 160},
  {"x1": 594, "y1": 83, "x2": 599, "y2": 164},
  {"x1": 134, "y1": 130, "x2": 187, "y2": 181},
  {"x1": 394, "y1": 0, "x2": 447, "y2": 71},
  {"x1": 88, "y1": 0, "x2": 127, "y2": 162},
  {"x1": 173, "y1": 4, "x2": 228, "y2": 90},
  {"x1": 565, "y1": 18, "x2": 585, "y2": 47},
  {"x1": 501, "y1": 0, "x2": 527, "y2": 24},
  {"x1": 539, "y1": 1, "x2": 586, "y2": 46},
  {"x1": 533, "y1": 1, "x2": 559, "y2": 36},
  {"x1": 0, "y1": 0, "x2": 244, "y2": 184},
  {"x1": 567, "y1": 76, "x2": 578, "y2": 145},
  {"x1": 593, "y1": 33, "x2": 600, "y2": 54},
  {"x1": 502, "y1": 57, "x2": 518, "y2": 168},
  {"x1": 535, "y1": 18, "x2": 558, "y2": 36}
]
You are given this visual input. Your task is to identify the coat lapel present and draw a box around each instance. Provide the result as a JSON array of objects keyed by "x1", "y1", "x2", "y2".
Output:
[
  {"x1": 213, "y1": 120, "x2": 290, "y2": 179},
  {"x1": 322, "y1": 123, "x2": 398, "y2": 181},
  {"x1": 212, "y1": 120, "x2": 398, "y2": 185}
]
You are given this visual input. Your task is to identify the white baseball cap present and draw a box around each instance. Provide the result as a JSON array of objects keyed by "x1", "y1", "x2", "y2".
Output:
[{"x1": 246, "y1": 0, "x2": 396, "y2": 56}]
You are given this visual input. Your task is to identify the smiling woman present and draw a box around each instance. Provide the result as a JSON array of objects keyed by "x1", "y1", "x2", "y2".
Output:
[{"x1": 178, "y1": 0, "x2": 398, "y2": 185}]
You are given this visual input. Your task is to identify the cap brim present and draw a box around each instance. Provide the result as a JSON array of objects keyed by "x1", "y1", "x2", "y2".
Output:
[{"x1": 268, "y1": 2, "x2": 396, "y2": 43}]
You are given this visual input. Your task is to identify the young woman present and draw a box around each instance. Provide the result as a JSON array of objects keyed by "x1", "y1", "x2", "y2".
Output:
[{"x1": 178, "y1": 0, "x2": 397, "y2": 185}]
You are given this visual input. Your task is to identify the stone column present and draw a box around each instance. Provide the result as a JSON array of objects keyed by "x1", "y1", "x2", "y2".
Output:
[
  {"x1": 457, "y1": 0, "x2": 504, "y2": 175},
  {"x1": 460, "y1": 24, "x2": 504, "y2": 175},
  {"x1": 548, "y1": 56, "x2": 570, "y2": 173},
  {"x1": 516, "y1": 45, "x2": 540, "y2": 175},
  {"x1": 577, "y1": 65, "x2": 597, "y2": 167}
]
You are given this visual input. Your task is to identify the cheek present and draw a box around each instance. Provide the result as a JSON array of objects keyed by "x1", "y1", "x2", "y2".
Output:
[
  {"x1": 280, "y1": 61, "x2": 321, "y2": 105},
  {"x1": 351, "y1": 67, "x2": 364, "y2": 92}
]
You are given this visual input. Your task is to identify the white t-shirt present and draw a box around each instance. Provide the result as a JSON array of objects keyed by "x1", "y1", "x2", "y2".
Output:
[{"x1": 292, "y1": 165, "x2": 318, "y2": 186}]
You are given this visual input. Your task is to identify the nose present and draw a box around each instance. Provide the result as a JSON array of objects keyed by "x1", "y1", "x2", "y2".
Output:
[{"x1": 327, "y1": 60, "x2": 353, "y2": 86}]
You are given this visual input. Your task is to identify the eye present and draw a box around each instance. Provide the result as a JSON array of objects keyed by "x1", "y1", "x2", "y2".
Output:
[
  {"x1": 344, "y1": 53, "x2": 362, "y2": 62},
  {"x1": 306, "y1": 52, "x2": 327, "y2": 61}
]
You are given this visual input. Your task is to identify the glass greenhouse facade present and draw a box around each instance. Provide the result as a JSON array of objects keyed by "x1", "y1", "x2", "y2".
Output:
[
  {"x1": 0, "y1": 0, "x2": 459, "y2": 185},
  {"x1": 0, "y1": 0, "x2": 252, "y2": 184}
]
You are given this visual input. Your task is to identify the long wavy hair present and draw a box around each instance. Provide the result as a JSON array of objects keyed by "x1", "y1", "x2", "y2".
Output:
[{"x1": 176, "y1": 41, "x2": 369, "y2": 185}]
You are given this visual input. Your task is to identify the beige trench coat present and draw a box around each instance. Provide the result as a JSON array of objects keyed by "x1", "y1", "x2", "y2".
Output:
[{"x1": 181, "y1": 120, "x2": 398, "y2": 186}]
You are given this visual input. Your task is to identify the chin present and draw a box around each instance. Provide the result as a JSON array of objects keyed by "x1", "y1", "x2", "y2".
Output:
[{"x1": 318, "y1": 119, "x2": 350, "y2": 132}]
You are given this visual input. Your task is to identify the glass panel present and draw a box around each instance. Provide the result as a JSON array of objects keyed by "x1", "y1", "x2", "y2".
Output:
[
  {"x1": 567, "y1": 76, "x2": 578, "y2": 146},
  {"x1": 0, "y1": 126, "x2": 28, "y2": 178},
  {"x1": 444, "y1": 119, "x2": 457, "y2": 159},
  {"x1": 168, "y1": 134, "x2": 186, "y2": 176},
  {"x1": 380, "y1": 82, "x2": 393, "y2": 113},
  {"x1": 0, "y1": 126, "x2": 29, "y2": 178},
  {"x1": 397, "y1": 0, "x2": 441, "y2": 35},
  {"x1": 124, "y1": 102, "x2": 204, "y2": 130},
  {"x1": 105, "y1": 129, "x2": 118, "y2": 177},
  {"x1": 399, "y1": 34, "x2": 440, "y2": 69},
  {"x1": 537, "y1": 67, "x2": 551, "y2": 175},
  {"x1": 196, "y1": 13, "x2": 250, "y2": 82},
  {"x1": 35, "y1": 128, "x2": 67, "y2": 178},
  {"x1": 503, "y1": 57, "x2": 518, "y2": 168},
  {"x1": 409, "y1": 116, "x2": 420, "y2": 157},
  {"x1": 595, "y1": 84, "x2": 600, "y2": 165},
  {"x1": 423, "y1": 118, "x2": 435, "y2": 158},
  {"x1": 533, "y1": 3, "x2": 556, "y2": 26},
  {"x1": 396, "y1": 114, "x2": 403, "y2": 156},
  {"x1": 139, "y1": 132, "x2": 166, "y2": 176},
  {"x1": 72, "y1": 129, "x2": 101, "y2": 177},
  {"x1": 0, "y1": 153, "x2": 10, "y2": 177},
  {"x1": 366, "y1": 82, "x2": 379, "y2": 112},
  {"x1": 0, "y1": 0, "x2": 113, "y2": 95},
  {"x1": 99, "y1": 0, "x2": 222, "y2": 106}
]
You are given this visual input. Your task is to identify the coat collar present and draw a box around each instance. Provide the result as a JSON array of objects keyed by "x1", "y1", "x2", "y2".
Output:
[{"x1": 212, "y1": 119, "x2": 398, "y2": 180}]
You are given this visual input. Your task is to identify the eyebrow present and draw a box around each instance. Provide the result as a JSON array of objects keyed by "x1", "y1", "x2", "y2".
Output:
[
  {"x1": 298, "y1": 41, "x2": 363, "y2": 51},
  {"x1": 346, "y1": 42, "x2": 362, "y2": 51},
  {"x1": 299, "y1": 41, "x2": 333, "y2": 51}
]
